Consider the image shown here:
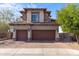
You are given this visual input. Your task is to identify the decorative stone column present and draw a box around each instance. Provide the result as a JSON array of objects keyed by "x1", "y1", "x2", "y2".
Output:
[
  {"x1": 12, "y1": 29, "x2": 16, "y2": 41},
  {"x1": 55, "y1": 31, "x2": 59, "y2": 41},
  {"x1": 27, "y1": 26, "x2": 32, "y2": 41},
  {"x1": 10, "y1": 26, "x2": 16, "y2": 40}
]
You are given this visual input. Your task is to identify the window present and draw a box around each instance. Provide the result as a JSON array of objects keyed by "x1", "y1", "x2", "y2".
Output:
[{"x1": 31, "y1": 12, "x2": 39, "y2": 22}]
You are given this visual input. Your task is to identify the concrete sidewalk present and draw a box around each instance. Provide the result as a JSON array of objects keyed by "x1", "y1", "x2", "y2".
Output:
[{"x1": 0, "y1": 48, "x2": 79, "y2": 56}]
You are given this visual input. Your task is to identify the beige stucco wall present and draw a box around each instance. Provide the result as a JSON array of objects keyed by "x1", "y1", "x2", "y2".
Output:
[
  {"x1": 13, "y1": 25, "x2": 29, "y2": 30},
  {"x1": 31, "y1": 25, "x2": 58, "y2": 30},
  {"x1": 44, "y1": 13, "x2": 49, "y2": 22},
  {"x1": 39, "y1": 10, "x2": 44, "y2": 22},
  {"x1": 26, "y1": 10, "x2": 31, "y2": 23},
  {"x1": 13, "y1": 25, "x2": 58, "y2": 30}
]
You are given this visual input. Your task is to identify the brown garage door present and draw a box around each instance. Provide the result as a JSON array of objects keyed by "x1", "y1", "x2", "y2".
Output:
[
  {"x1": 16, "y1": 30, "x2": 28, "y2": 41},
  {"x1": 32, "y1": 30, "x2": 55, "y2": 41}
]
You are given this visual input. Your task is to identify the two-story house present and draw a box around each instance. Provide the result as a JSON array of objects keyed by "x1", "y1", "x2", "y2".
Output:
[{"x1": 10, "y1": 8, "x2": 59, "y2": 42}]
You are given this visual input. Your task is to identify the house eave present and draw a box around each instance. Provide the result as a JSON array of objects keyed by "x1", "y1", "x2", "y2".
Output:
[
  {"x1": 9, "y1": 22, "x2": 59, "y2": 26},
  {"x1": 23, "y1": 8, "x2": 47, "y2": 11}
]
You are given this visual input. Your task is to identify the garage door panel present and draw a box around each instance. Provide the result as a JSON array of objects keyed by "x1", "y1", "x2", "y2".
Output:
[
  {"x1": 16, "y1": 30, "x2": 28, "y2": 41},
  {"x1": 32, "y1": 30, "x2": 55, "y2": 41}
]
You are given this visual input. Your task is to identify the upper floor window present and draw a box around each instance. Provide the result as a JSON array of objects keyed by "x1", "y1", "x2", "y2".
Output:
[{"x1": 31, "y1": 12, "x2": 39, "y2": 22}]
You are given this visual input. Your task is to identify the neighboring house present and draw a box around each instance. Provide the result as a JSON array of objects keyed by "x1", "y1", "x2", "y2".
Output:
[
  {"x1": 9, "y1": 8, "x2": 59, "y2": 42},
  {"x1": 58, "y1": 26, "x2": 63, "y2": 33}
]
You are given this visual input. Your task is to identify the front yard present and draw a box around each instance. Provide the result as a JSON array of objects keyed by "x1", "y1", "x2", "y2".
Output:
[{"x1": 0, "y1": 39, "x2": 79, "y2": 50}]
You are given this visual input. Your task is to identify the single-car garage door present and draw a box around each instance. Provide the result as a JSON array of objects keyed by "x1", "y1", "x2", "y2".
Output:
[
  {"x1": 16, "y1": 30, "x2": 28, "y2": 41},
  {"x1": 32, "y1": 30, "x2": 55, "y2": 41}
]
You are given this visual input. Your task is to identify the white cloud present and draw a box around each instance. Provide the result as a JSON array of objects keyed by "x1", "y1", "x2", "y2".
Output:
[
  {"x1": 0, "y1": 3, "x2": 37, "y2": 11},
  {"x1": 0, "y1": 3, "x2": 22, "y2": 10},
  {"x1": 0, "y1": 3, "x2": 24, "y2": 16},
  {"x1": 0, "y1": 3, "x2": 37, "y2": 17},
  {"x1": 27, "y1": 3, "x2": 37, "y2": 8},
  {"x1": 0, "y1": 3, "x2": 16, "y2": 9}
]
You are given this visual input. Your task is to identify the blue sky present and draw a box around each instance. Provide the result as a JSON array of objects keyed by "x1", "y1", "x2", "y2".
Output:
[{"x1": 0, "y1": 3, "x2": 67, "y2": 19}]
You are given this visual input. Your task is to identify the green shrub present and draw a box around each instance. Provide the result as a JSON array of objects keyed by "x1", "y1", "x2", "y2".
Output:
[{"x1": 0, "y1": 22, "x2": 10, "y2": 39}]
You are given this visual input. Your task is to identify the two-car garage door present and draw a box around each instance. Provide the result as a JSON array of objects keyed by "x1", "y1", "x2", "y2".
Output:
[
  {"x1": 32, "y1": 30, "x2": 55, "y2": 41},
  {"x1": 16, "y1": 30, "x2": 55, "y2": 41}
]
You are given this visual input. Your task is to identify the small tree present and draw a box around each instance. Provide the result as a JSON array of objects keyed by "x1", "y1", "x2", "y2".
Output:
[
  {"x1": 0, "y1": 22, "x2": 10, "y2": 31},
  {"x1": 51, "y1": 18, "x2": 56, "y2": 22},
  {"x1": 0, "y1": 8, "x2": 15, "y2": 38},
  {"x1": 0, "y1": 22, "x2": 10, "y2": 38},
  {"x1": 57, "y1": 4, "x2": 79, "y2": 44},
  {"x1": 0, "y1": 8, "x2": 15, "y2": 22}
]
